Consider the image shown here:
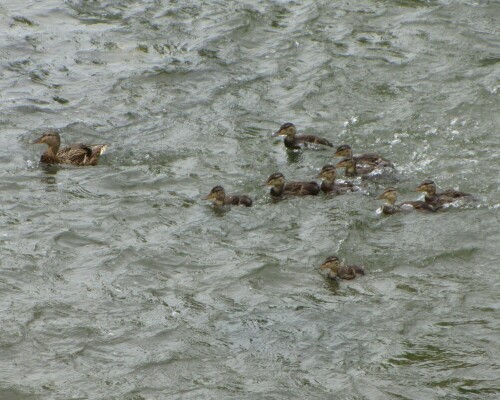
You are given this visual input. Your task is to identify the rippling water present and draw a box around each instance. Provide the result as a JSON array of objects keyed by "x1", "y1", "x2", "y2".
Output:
[{"x1": 1, "y1": 1, "x2": 499, "y2": 399}]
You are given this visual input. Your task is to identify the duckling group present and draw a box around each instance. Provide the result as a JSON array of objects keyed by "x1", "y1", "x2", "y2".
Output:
[
  {"x1": 206, "y1": 122, "x2": 472, "y2": 282},
  {"x1": 33, "y1": 122, "x2": 472, "y2": 283}
]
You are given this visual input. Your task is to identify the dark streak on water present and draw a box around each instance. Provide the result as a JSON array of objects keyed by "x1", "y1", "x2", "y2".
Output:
[{"x1": 1, "y1": 1, "x2": 499, "y2": 399}]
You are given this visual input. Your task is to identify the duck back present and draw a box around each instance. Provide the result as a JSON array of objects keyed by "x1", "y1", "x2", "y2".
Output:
[
  {"x1": 284, "y1": 181, "x2": 320, "y2": 196},
  {"x1": 226, "y1": 195, "x2": 253, "y2": 207}
]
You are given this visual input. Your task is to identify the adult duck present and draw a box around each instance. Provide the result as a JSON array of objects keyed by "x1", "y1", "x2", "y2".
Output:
[{"x1": 33, "y1": 130, "x2": 107, "y2": 166}]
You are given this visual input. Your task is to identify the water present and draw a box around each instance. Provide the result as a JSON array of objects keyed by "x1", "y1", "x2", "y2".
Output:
[{"x1": 1, "y1": 1, "x2": 499, "y2": 399}]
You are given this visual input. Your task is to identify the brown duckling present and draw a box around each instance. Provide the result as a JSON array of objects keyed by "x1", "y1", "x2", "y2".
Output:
[
  {"x1": 33, "y1": 130, "x2": 108, "y2": 166},
  {"x1": 415, "y1": 179, "x2": 472, "y2": 207},
  {"x1": 377, "y1": 187, "x2": 435, "y2": 215},
  {"x1": 266, "y1": 172, "x2": 320, "y2": 199},
  {"x1": 273, "y1": 122, "x2": 333, "y2": 149},
  {"x1": 319, "y1": 256, "x2": 365, "y2": 280},
  {"x1": 203, "y1": 185, "x2": 252, "y2": 207},
  {"x1": 316, "y1": 165, "x2": 357, "y2": 195},
  {"x1": 335, "y1": 157, "x2": 376, "y2": 177},
  {"x1": 334, "y1": 144, "x2": 393, "y2": 167}
]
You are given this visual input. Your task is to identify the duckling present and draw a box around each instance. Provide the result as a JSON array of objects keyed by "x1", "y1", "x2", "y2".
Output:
[
  {"x1": 334, "y1": 144, "x2": 393, "y2": 167},
  {"x1": 273, "y1": 122, "x2": 333, "y2": 149},
  {"x1": 319, "y1": 256, "x2": 365, "y2": 280},
  {"x1": 415, "y1": 179, "x2": 471, "y2": 207},
  {"x1": 265, "y1": 172, "x2": 320, "y2": 199},
  {"x1": 203, "y1": 186, "x2": 252, "y2": 207},
  {"x1": 316, "y1": 165, "x2": 357, "y2": 195},
  {"x1": 377, "y1": 187, "x2": 435, "y2": 215},
  {"x1": 33, "y1": 130, "x2": 108, "y2": 166},
  {"x1": 335, "y1": 157, "x2": 376, "y2": 177}
]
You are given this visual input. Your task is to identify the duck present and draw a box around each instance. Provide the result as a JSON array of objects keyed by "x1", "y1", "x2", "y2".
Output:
[
  {"x1": 334, "y1": 144, "x2": 393, "y2": 167},
  {"x1": 319, "y1": 256, "x2": 365, "y2": 280},
  {"x1": 316, "y1": 165, "x2": 358, "y2": 195},
  {"x1": 335, "y1": 157, "x2": 377, "y2": 177},
  {"x1": 203, "y1": 185, "x2": 252, "y2": 207},
  {"x1": 265, "y1": 172, "x2": 320, "y2": 199},
  {"x1": 415, "y1": 179, "x2": 472, "y2": 207},
  {"x1": 33, "y1": 130, "x2": 108, "y2": 166},
  {"x1": 377, "y1": 187, "x2": 435, "y2": 215},
  {"x1": 272, "y1": 122, "x2": 333, "y2": 149}
]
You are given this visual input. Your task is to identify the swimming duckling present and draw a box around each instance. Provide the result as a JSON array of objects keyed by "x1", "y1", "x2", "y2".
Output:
[
  {"x1": 265, "y1": 172, "x2": 320, "y2": 199},
  {"x1": 334, "y1": 144, "x2": 393, "y2": 167},
  {"x1": 33, "y1": 130, "x2": 108, "y2": 166},
  {"x1": 273, "y1": 122, "x2": 333, "y2": 149},
  {"x1": 316, "y1": 165, "x2": 357, "y2": 195},
  {"x1": 415, "y1": 179, "x2": 471, "y2": 207},
  {"x1": 377, "y1": 187, "x2": 435, "y2": 215},
  {"x1": 203, "y1": 185, "x2": 252, "y2": 207},
  {"x1": 335, "y1": 157, "x2": 376, "y2": 177},
  {"x1": 319, "y1": 256, "x2": 365, "y2": 280}
]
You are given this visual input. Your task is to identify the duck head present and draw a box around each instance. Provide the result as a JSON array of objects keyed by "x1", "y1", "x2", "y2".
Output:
[
  {"x1": 415, "y1": 179, "x2": 436, "y2": 195},
  {"x1": 265, "y1": 172, "x2": 285, "y2": 189},
  {"x1": 320, "y1": 256, "x2": 341, "y2": 275},
  {"x1": 272, "y1": 122, "x2": 297, "y2": 138},
  {"x1": 378, "y1": 187, "x2": 398, "y2": 205},
  {"x1": 203, "y1": 185, "x2": 226, "y2": 206},
  {"x1": 317, "y1": 165, "x2": 337, "y2": 183},
  {"x1": 334, "y1": 144, "x2": 353, "y2": 158},
  {"x1": 33, "y1": 130, "x2": 61, "y2": 152},
  {"x1": 335, "y1": 157, "x2": 356, "y2": 170}
]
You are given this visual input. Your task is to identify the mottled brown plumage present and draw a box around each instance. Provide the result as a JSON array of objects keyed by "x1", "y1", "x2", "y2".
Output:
[
  {"x1": 273, "y1": 123, "x2": 333, "y2": 149},
  {"x1": 203, "y1": 186, "x2": 253, "y2": 207},
  {"x1": 319, "y1": 256, "x2": 365, "y2": 280},
  {"x1": 33, "y1": 131, "x2": 108, "y2": 166},
  {"x1": 378, "y1": 187, "x2": 435, "y2": 214},
  {"x1": 334, "y1": 144, "x2": 393, "y2": 167},
  {"x1": 335, "y1": 157, "x2": 376, "y2": 177},
  {"x1": 415, "y1": 180, "x2": 471, "y2": 207},
  {"x1": 316, "y1": 165, "x2": 357, "y2": 195},
  {"x1": 266, "y1": 172, "x2": 320, "y2": 199}
]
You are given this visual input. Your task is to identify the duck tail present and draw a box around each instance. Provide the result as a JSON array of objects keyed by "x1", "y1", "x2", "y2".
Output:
[
  {"x1": 353, "y1": 266, "x2": 365, "y2": 276},
  {"x1": 83, "y1": 144, "x2": 108, "y2": 166},
  {"x1": 94, "y1": 144, "x2": 108, "y2": 156}
]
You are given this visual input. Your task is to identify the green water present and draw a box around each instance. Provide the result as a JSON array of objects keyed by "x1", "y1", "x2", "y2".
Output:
[{"x1": 1, "y1": 1, "x2": 499, "y2": 399}]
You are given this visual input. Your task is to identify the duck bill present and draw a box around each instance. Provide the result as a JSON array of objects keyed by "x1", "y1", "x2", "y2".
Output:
[
  {"x1": 334, "y1": 162, "x2": 345, "y2": 168},
  {"x1": 32, "y1": 136, "x2": 44, "y2": 144},
  {"x1": 377, "y1": 193, "x2": 386, "y2": 200},
  {"x1": 202, "y1": 194, "x2": 214, "y2": 200},
  {"x1": 415, "y1": 185, "x2": 425, "y2": 192}
]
